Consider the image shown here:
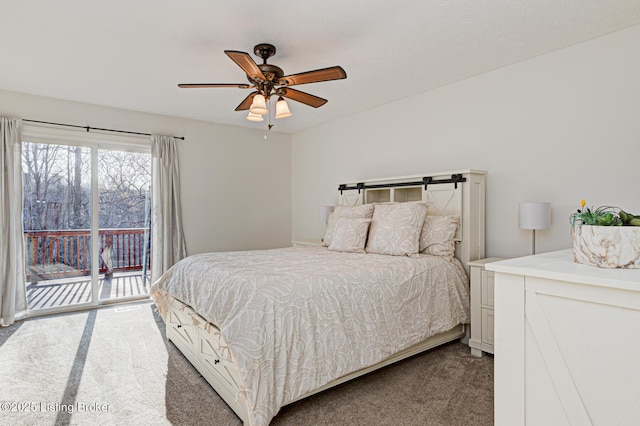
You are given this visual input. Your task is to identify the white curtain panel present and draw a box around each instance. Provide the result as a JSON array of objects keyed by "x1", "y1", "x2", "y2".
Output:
[
  {"x1": 0, "y1": 117, "x2": 27, "y2": 326},
  {"x1": 151, "y1": 135, "x2": 187, "y2": 283}
]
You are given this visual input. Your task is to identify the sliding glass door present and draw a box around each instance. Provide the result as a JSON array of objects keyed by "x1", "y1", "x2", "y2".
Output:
[
  {"x1": 23, "y1": 142, "x2": 93, "y2": 310},
  {"x1": 22, "y1": 136, "x2": 151, "y2": 313},
  {"x1": 97, "y1": 149, "x2": 151, "y2": 302}
]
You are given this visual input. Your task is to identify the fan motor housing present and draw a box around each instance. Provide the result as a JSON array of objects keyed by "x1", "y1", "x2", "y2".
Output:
[
  {"x1": 254, "y1": 43, "x2": 276, "y2": 61},
  {"x1": 248, "y1": 44, "x2": 284, "y2": 82},
  {"x1": 255, "y1": 64, "x2": 284, "y2": 82}
]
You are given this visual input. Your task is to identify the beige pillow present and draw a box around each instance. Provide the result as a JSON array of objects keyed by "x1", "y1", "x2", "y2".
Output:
[
  {"x1": 419, "y1": 215, "x2": 460, "y2": 258},
  {"x1": 328, "y1": 217, "x2": 371, "y2": 253},
  {"x1": 365, "y1": 202, "x2": 428, "y2": 256},
  {"x1": 323, "y1": 204, "x2": 375, "y2": 246},
  {"x1": 333, "y1": 204, "x2": 375, "y2": 218}
]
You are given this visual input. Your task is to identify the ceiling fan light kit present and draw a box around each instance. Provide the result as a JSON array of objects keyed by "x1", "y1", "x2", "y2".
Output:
[
  {"x1": 246, "y1": 111, "x2": 264, "y2": 122},
  {"x1": 275, "y1": 97, "x2": 292, "y2": 119},
  {"x1": 178, "y1": 43, "x2": 346, "y2": 128},
  {"x1": 249, "y1": 94, "x2": 268, "y2": 115}
]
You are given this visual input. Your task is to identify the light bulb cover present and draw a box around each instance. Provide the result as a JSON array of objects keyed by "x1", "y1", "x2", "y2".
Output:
[
  {"x1": 275, "y1": 97, "x2": 292, "y2": 119},
  {"x1": 249, "y1": 94, "x2": 268, "y2": 115},
  {"x1": 246, "y1": 111, "x2": 264, "y2": 122}
]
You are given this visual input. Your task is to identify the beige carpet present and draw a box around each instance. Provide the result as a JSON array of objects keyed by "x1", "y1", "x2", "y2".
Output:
[{"x1": 0, "y1": 301, "x2": 493, "y2": 425}]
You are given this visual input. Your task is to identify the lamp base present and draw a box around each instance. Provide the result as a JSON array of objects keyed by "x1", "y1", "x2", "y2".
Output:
[{"x1": 531, "y1": 229, "x2": 536, "y2": 255}]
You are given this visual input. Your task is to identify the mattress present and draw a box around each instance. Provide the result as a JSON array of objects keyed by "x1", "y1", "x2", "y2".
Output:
[{"x1": 151, "y1": 245, "x2": 470, "y2": 426}]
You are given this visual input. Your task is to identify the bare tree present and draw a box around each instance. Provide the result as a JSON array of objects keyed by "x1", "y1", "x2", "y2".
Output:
[
  {"x1": 69, "y1": 146, "x2": 84, "y2": 228},
  {"x1": 22, "y1": 142, "x2": 65, "y2": 230},
  {"x1": 98, "y1": 150, "x2": 151, "y2": 228}
]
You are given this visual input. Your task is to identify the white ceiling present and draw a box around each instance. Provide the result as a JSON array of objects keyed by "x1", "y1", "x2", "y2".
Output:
[{"x1": 2, "y1": 1, "x2": 639, "y2": 134}]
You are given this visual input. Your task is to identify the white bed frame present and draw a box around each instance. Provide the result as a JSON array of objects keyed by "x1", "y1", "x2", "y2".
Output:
[{"x1": 165, "y1": 169, "x2": 486, "y2": 425}]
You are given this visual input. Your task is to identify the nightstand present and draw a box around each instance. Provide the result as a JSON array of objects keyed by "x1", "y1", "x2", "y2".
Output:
[
  {"x1": 467, "y1": 257, "x2": 505, "y2": 357},
  {"x1": 291, "y1": 239, "x2": 323, "y2": 247}
]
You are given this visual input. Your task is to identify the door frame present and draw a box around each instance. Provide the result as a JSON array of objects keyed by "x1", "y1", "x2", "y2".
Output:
[{"x1": 22, "y1": 124, "x2": 151, "y2": 317}]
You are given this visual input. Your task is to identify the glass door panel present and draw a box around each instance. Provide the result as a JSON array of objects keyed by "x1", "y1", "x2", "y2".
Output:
[
  {"x1": 97, "y1": 149, "x2": 151, "y2": 302},
  {"x1": 22, "y1": 142, "x2": 93, "y2": 310}
]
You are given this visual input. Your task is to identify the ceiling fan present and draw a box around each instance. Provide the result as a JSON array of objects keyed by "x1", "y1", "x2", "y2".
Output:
[{"x1": 178, "y1": 43, "x2": 347, "y2": 122}]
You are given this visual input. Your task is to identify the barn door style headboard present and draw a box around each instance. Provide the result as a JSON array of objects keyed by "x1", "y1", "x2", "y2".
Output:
[{"x1": 337, "y1": 170, "x2": 487, "y2": 271}]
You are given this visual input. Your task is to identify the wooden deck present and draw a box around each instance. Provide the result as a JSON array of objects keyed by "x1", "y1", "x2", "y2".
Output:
[{"x1": 26, "y1": 272, "x2": 150, "y2": 310}]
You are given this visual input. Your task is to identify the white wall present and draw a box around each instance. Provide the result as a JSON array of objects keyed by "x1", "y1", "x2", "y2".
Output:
[
  {"x1": 0, "y1": 90, "x2": 292, "y2": 255},
  {"x1": 292, "y1": 25, "x2": 640, "y2": 258}
]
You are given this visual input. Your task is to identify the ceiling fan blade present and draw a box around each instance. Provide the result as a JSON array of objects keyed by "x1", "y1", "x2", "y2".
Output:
[
  {"x1": 178, "y1": 83, "x2": 251, "y2": 89},
  {"x1": 225, "y1": 50, "x2": 266, "y2": 82},
  {"x1": 278, "y1": 66, "x2": 346, "y2": 86},
  {"x1": 281, "y1": 88, "x2": 328, "y2": 108},
  {"x1": 235, "y1": 91, "x2": 259, "y2": 111}
]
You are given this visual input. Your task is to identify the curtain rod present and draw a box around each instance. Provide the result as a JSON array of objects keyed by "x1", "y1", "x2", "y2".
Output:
[{"x1": 23, "y1": 119, "x2": 185, "y2": 140}]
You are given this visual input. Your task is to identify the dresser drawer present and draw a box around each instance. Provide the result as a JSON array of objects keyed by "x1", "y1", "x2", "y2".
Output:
[
  {"x1": 468, "y1": 258, "x2": 504, "y2": 357},
  {"x1": 481, "y1": 269, "x2": 495, "y2": 307},
  {"x1": 481, "y1": 307, "x2": 494, "y2": 347}
]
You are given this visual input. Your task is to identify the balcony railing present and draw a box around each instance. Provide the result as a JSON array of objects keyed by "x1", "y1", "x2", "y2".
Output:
[{"x1": 24, "y1": 228, "x2": 151, "y2": 282}]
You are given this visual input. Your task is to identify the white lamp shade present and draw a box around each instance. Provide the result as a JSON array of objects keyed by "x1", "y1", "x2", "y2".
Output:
[
  {"x1": 250, "y1": 94, "x2": 268, "y2": 115},
  {"x1": 275, "y1": 97, "x2": 292, "y2": 119},
  {"x1": 519, "y1": 202, "x2": 551, "y2": 230},
  {"x1": 319, "y1": 205, "x2": 334, "y2": 223},
  {"x1": 246, "y1": 111, "x2": 264, "y2": 122}
]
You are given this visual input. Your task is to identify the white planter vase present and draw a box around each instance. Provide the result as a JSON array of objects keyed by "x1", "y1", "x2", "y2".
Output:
[{"x1": 573, "y1": 224, "x2": 640, "y2": 269}]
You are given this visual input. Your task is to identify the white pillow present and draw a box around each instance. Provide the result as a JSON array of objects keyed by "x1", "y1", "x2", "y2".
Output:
[
  {"x1": 419, "y1": 215, "x2": 459, "y2": 259},
  {"x1": 365, "y1": 202, "x2": 428, "y2": 256},
  {"x1": 333, "y1": 204, "x2": 375, "y2": 218},
  {"x1": 323, "y1": 204, "x2": 375, "y2": 246},
  {"x1": 328, "y1": 217, "x2": 371, "y2": 253}
]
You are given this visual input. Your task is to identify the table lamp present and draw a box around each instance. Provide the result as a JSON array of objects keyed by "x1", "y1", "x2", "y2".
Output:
[
  {"x1": 319, "y1": 205, "x2": 334, "y2": 240},
  {"x1": 519, "y1": 202, "x2": 551, "y2": 254}
]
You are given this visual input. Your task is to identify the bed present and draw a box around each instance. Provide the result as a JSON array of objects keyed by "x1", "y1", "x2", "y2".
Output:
[{"x1": 151, "y1": 170, "x2": 486, "y2": 426}]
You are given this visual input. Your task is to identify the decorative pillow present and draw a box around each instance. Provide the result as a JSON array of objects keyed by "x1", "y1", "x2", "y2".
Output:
[
  {"x1": 365, "y1": 202, "x2": 428, "y2": 256},
  {"x1": 419, "y1": 215, "x2": 460, "y2": 258},
  {"x1": 328, "y1": 217, "x2": 372, "y2": 253},
  {"x1": 323, "y1": 204, "x2": 375, "y2": 246},
  {"x1": 333, "y1": 204, "x2": 375, "y2": 218}
]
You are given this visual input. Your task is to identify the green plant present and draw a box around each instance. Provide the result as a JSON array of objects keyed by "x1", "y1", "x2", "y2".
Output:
[
  {"x1": 570, "y1": 199, "x2": 640, "y2": 229},
  {"x1": 619, "y1": 210, "x2": 640, "y2": 226}
]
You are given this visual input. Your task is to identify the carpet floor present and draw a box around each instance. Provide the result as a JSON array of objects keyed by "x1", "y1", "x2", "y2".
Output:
[{"x1": 0, "y1": 300, "x2": 493, "y2": 425}]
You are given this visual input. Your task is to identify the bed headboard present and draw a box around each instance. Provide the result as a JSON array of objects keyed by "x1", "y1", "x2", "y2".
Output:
[{"x1": 337, "y1": 170, "x2": 486, "y2": 273}]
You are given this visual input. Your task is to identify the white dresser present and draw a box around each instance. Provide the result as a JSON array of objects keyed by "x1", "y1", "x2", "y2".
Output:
[{"x1": 487, "y1": 249, "x2": 640, "y2": 426}]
